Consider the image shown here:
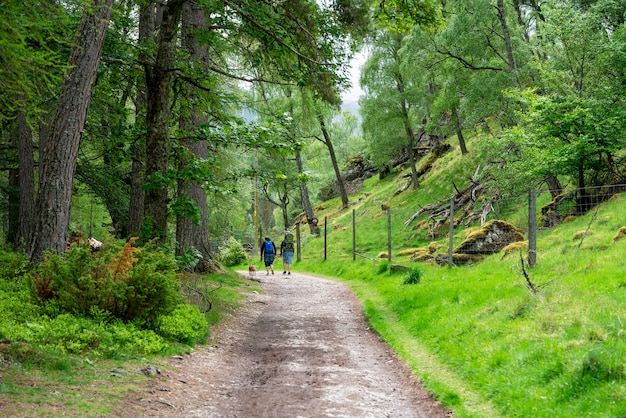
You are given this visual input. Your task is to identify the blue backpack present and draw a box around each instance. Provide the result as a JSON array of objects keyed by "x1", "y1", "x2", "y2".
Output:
[{"x1": 263, "y1": 240, "x2": 273, "y2": 254}]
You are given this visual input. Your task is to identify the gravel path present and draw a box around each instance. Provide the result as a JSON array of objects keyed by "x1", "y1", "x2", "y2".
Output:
[{"x1": 120, "y1": 271, "x2": 451, "y2": 417}]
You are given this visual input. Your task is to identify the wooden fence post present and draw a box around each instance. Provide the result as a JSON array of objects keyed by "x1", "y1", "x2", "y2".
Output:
[
  {"x1": 352, "y1": 209, "x2": 356, "y2": 261},
  {"x1": 296, "y1": 223, "x2": 301, "y2": 262},
  {"x1": 528, "y1": 188, "x2": 537, "y2": 267},
  {"x1": 448, "y1": 195, "x2": 455, "y2": 267},
  {"x1": 324, "y1": 216, "x2": 327, "y2": 261},
  {"x1": 387, "y1": 207, "x2": 392, "y2": 263}
]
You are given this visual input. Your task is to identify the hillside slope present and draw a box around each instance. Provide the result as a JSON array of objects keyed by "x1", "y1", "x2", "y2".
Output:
[{"x1": 294, "y1": 133, "x2": 626, "y2": 417}]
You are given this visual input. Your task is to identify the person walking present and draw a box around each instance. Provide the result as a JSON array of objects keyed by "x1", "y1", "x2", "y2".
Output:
[
  {"x1": 280, "y1": 231, "x2": 295, "y2": 275},
  {"x1": 260, "y1": 236, "x2": 276, "y2": 275}
]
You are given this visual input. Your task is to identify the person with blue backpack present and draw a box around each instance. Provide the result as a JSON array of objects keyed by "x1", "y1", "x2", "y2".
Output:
[
  {"x1": 280, "y1": 231, "x2": 295, "y2": 275},
  {"x1": 260, "y1": 236, "x2": 276, "y2": 275}
]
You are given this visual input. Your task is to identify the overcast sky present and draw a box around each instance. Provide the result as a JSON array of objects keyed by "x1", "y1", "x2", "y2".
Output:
[{"x1": 341, "y1": 50, "x2": 366, "y2": 106}]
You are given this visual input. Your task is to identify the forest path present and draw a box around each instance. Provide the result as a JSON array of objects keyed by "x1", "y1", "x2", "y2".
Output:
[{"x1": 119, "y1": 270, "x2": 451, "y2": 417}]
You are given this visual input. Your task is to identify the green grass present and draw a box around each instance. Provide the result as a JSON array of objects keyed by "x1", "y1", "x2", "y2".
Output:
[
  {"x1": 0, "y1": 267, "x2": 254, "y2": 416},
  {"x1": 291, "y1": 136, "x2": 626, "y2": 417},
  {"x1": 3, "y1": 130, "x2": 626, "y2": 416}
]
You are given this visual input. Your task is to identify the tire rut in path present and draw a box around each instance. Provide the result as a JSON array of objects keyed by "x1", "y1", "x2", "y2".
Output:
[{"x1": 120, "y1": 272, "x2": 451, "y2": 418}]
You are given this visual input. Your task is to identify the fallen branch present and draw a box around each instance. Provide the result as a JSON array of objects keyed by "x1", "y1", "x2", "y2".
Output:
[
  {"x1": 577, "y1": 206, "x2": 600, "y2": 251},
  {"x1": 520, "y1": 251, "x2": 537, "y2": 294}
]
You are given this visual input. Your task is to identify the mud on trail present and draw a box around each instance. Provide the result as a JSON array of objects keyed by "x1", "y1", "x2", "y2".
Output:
[{"x1": 120, "y1": 271, "x2": 451, "y2": 418}]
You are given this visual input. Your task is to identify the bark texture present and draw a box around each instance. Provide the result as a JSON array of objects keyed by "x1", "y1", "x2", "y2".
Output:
[
  {"x1": 295, "y1": 148, "x2": 318, "y2": 235},
  {"x1": 128, "y1": 2, "x2": 155, "y2": 237},
  {"x1": 317, "y1": 112, "x2": 349, "y2": 209},
  {"x1": 144, "y1": 0, "x2": 186, "y2": 243},
  {"x1": 176, "y1": 1, "x2": 220, "y2": 273},
  {"x1": 29, "y1": 0, "x2": 115, "y2": 263},
  {"x1": 17, "y1": 110, "x2": 35, "y2": 248}
]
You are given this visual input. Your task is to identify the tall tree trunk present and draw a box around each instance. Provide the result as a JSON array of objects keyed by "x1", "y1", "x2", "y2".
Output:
[
  {"x1": 17, "y1": 110, "x2": 35, "y2": 248},
  {"x1": 392, "y1": 37, "x2": 419, "y2": 189},
  {"x1": 28, "y1": 0, "x2": 115, "y2": 263},
  {"x1": 143, "y1": 0, "x2": 186, "y2": 244},
  {"x1": 496, "y1": 0, "x2": 521, "y2": 88},
  {"x1": 295, "y1": 148, "x2": 317, "y2": 235},
  {"x1": 7, "y1": 127, "x2": 19, "y2": 246},
  {"x1": 280, "y1": 197, "x2": 289, "y2": 230},
  {"x1": 316, "y1": 112, "x2": 349, "y2": 209},
  {"x1": 6, "y1": 110, "x2": 34, "y2": 248},
  {"x1": 396, "y1": 79, "x2": 419, "y2": 190},
  {"x1": 128, "y1": 2, "x2": 155, "y2": 237},
  {"x1": 176, "y1": 1, "x2": 220, "y2": 273},
  {"x1": 453, "y1": 107, "x2": 468, "y2": 155},
  {"x1": 399, "y1": 94, "x2": 419, "y2": 189}
]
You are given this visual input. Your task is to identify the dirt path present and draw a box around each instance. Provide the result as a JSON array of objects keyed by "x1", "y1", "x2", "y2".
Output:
[{"x1": 120, "y1": 271, "x2": 451, "y2": 417}]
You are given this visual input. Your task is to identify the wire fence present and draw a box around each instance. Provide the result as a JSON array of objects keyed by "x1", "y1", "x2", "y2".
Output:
[
  {"x1": 339, "y1": 183, "x2": 626, "y2": 267},
  {"x1": 216, "y1": 184, "x2": 625, "y2": 268}
]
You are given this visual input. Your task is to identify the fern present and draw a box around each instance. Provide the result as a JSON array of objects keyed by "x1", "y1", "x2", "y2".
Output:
[{"x1": 109, "y1": 237, "x2": 140, "y2": 281}]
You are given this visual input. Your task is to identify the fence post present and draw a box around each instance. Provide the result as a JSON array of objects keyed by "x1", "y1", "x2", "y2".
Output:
[
  {"x1": 296, "y1": 223, "x2": 301, "y2": 262},
  {"x1": 448, "y1": 194, "x2": 455, "y2": 267},
  {"x1": 324, "y1": 216, "x2": 327, "y2": 261},
  {"x1": 258, "y1": 226, "x2": 263, "y2": 259},
  {"x1": 528, "y1": 188, "x2": 537, "y2": 267},
  {"x1": 387, "y1": 207, "x2": 392, "y2": 263},
  {"x1": 352, "y1": 209, "x2": 356, "y2": 261}
]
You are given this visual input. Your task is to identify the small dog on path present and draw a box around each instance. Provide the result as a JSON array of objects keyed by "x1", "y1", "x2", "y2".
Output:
[{"x1": 248, "y1": 264, "x2": 257, "y2": 278}]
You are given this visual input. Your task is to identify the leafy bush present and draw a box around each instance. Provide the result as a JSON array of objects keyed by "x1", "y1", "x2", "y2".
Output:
[
  {"x1": 30, "y1": 239, "x2": 181, "y2": 327},
  {"x1": 0, "y1": 250, "x2": 30, "y2": 281},
  {"x1": 403, "y1": 267, "x2": 422, "y2": 285},
  {"x1": 219, "y1": 237, "x2": 247, "y2": 267},
  {"x1": 99, "y1": 322, "x2": 168, "y2": 357},
  {"x1": 157, "y1": 304, "x2": 208, "y2": 345},
  {"x1": 175, "y1": 246, "x2": 203, "y2": 272},
  {"x1": 0, "y1": 314, "x2": 168, "y2": 360}
]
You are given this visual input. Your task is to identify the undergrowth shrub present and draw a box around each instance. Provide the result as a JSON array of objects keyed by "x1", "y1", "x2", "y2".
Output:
[
  {"x1": 30, "y1": 239, "x2": 181, "y2": 327},
  {"x1": 174, "y1": 246, "x2": 203, "y2": 272},
  {"x1": 376, "y1": 261, "x2": 390, "y2": 274},
  {"x1": 99, "y1": 322, "x2": 168, "y2": 357},
  {"x1": 157, "y1": 304, "x2": 208, "y2": 345},
  {"x1": 219, "y1": 237, "x2": 247, "y2": 267},
  {"x1": 0, "y1": 250, "x2": 30, "y2": 281},
  {"x1": 403, "y1": 267, "x2": 422, "y2": 285}
]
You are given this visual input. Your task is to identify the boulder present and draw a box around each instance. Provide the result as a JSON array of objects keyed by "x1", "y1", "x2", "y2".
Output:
[{"x1": 453, "y1": 220, "x2": 524, "y2": 255}]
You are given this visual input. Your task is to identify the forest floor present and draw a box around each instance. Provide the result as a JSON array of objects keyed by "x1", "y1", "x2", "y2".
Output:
[{"x1": 118, "y1": 270, "x2": 452, "y2": 417}]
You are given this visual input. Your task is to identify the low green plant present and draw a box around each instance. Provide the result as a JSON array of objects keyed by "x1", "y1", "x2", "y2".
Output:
[
  {"x1": 175, "y1": 246, "x2": 203, "y2": 272},
  {"x1": 403, "y1": 267, "x2": 422, "y2": 285},
  {"x1": 157, "y1": 304, "x2": 208, "y2": 345},
  {"x1": 219, "y1": 237, "x2": 247, "y2": 267},
  {"x1": 375, "y1": 261, "x2": 389, "y2": 274},
  {"x1": 0, "y1": 250, "x2": 30, "y2": 281}
]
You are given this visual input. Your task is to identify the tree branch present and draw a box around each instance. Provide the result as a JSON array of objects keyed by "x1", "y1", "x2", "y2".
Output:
[{"x1": 223, "y1": 0, "x2": 324, "y2": 66}]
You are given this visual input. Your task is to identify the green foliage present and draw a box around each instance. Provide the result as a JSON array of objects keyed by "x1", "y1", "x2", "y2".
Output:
[
  {"x1": 488, "y1": 91, "x2": 626, "y2": 193},
  {"x1": 375, "y1": 261, "x2": 390, "y2": 274},
  {"x1": 219, "y1": 237, "x2": 248, "y2": 267},
  {"x1": 175, "y1": 246, "x2": 203, "y2": 272},
  {"x1": 0, "y1": 1, "x2": 69, "y2": 120},
  {"x1": 0, "y1": 250, "x2": 30, "y2": 281},
  {"x1": 372, "y1": 0, "x2": 441, "y2": 32},
  {"x1": 30, "y1": 240, "x2": 181, "y2": 327},
  {"x1": 403, "y1": 266, "x2": 422, "y2": 285},
  {"x1": 157, "y1": 304, "x2": 208, "y2": 345}
]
